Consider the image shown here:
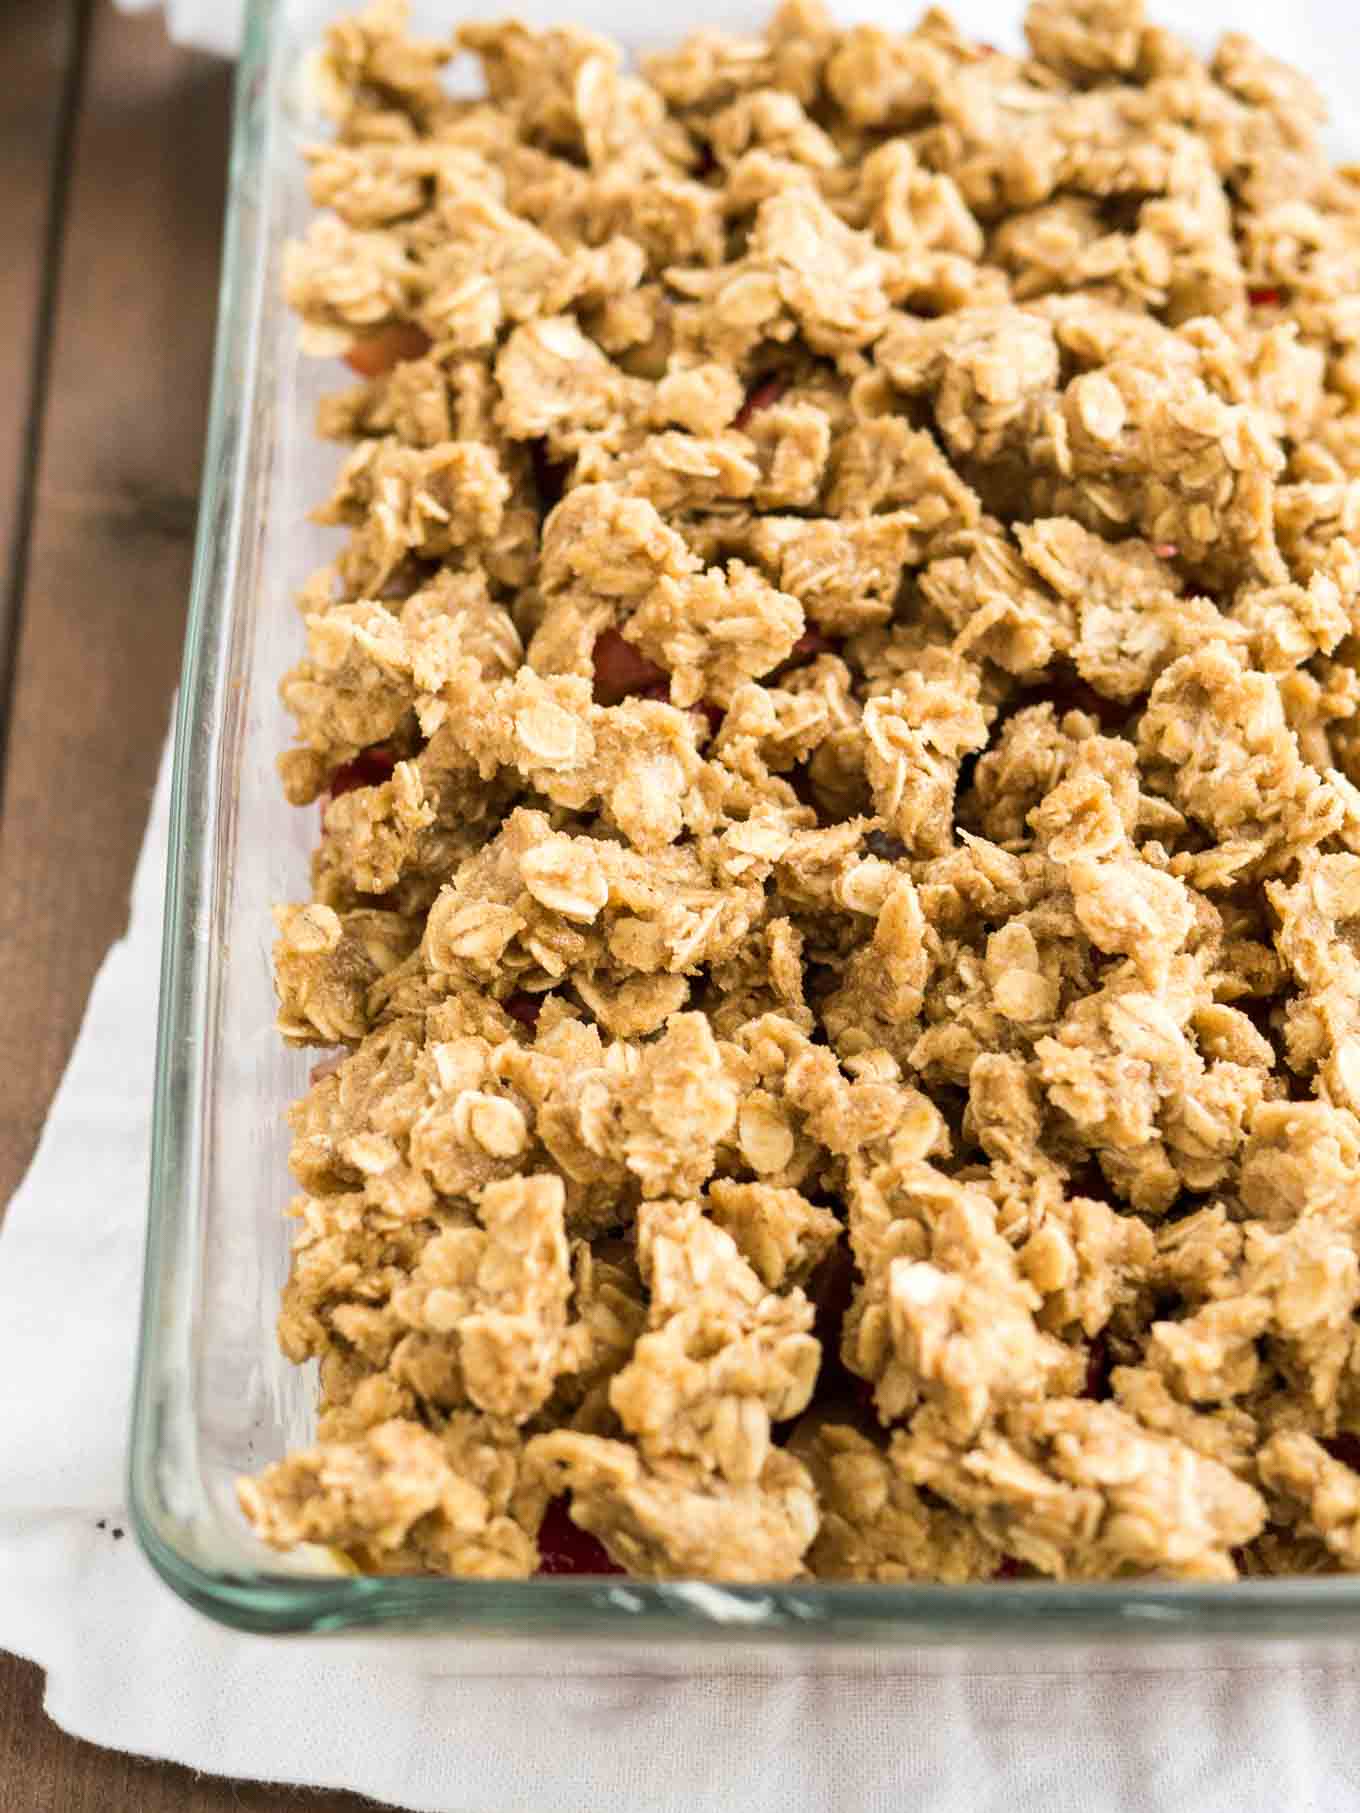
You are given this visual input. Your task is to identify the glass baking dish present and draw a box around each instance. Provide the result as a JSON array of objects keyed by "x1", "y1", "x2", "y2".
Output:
[{"x1": 130, "y1": 0, "x2": 1360, "y2": 1652}]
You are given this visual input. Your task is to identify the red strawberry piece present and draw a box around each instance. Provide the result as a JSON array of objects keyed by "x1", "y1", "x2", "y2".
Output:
[
  {"x1": 733, "y1": 375, "x2": 788, "y2": 431},
  {"x1": 1248, "y1": 287, "x2": 1282, "y2": 307},
  {"x1": 592, "y1": 628, "x2": 668, "y2": 705},
  {"x1": 536, "y1": 1497, "x2": 624, "y2": 1576},
  {"x1": 343, "y1": 322, "x2": 433, "y2": 377}
]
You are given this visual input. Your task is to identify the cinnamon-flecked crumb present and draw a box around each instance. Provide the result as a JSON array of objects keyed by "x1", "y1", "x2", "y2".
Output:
[{"x1": 242, "y1": 0, "x2": 1360, "y2": 1586}]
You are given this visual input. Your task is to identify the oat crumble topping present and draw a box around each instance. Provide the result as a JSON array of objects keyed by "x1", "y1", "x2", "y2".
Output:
[{"x1": 240, "y1": 0, "x2": 1360, "y2": 1584}]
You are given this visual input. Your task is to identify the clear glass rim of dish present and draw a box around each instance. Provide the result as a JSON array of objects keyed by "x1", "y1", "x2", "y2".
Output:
[{"x1": 129, "y1": 0, "x2": 1360, "y2": 1642}]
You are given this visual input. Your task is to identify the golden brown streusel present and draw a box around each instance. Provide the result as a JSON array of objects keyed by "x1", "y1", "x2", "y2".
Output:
[{"x1": 241, "y1": 0, "x2": 1360, "y2": 1586}]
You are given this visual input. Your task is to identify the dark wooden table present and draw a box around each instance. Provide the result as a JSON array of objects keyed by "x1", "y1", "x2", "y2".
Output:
[{"x1": 0, "y1": 4, "x2": 384, "y2": 1807}]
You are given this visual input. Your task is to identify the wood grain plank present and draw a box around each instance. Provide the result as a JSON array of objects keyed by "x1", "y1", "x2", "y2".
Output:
[
  {"x1": 0, "y1": 0, "x2": 230, "y2": 1209},
  {"x1": 0, "y1": 0, "x2": 83, "y2": 744}
]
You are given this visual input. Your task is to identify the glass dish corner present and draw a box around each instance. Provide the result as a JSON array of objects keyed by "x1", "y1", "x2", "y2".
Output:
[{"x1": 130, "y1": 0, "x2": 1360, "y2": 1652}]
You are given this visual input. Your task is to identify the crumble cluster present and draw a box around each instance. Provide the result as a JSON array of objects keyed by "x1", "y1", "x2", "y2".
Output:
[{"x1": 239, "y1": 0, "x2": 1360, "y2": 1585}]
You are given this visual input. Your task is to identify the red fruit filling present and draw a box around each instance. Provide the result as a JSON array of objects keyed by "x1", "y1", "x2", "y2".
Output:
[
  {"x1": 790, "y1": 629, "x2": 839, "y2": 662},
  {"x1": 592, "y1": 627, "x2": 668, "y2": 705},
  {"x1": 1248, "y1": 287, "x2": 1281, "y2": 307},
  {"x1": 1083, "y1": 1332, "x2": 1112, "y2": 1401},
  {"x1": 1323, "y1": 1434, "x2": 1360, "y2": 1472},
  {"x1": 343, "y1": 322, "x2": 433, "y2": 378},
  {"x1": 1044, "y1": 673, "x2": 1132, "y2": 735},
  {"x1": 853, "y1": 1376, "x2": 878, "y2": 1420},
  {"x1": 325, "y1": 744, "x2": 398, "y2": 802},
  {"x1": 808, "y1": 1243, "x2": 855, "y2": 1349},
  {"x1": 733, "y1": 374, "x2": 788, "y2": 430},
  {"x1": 530, "y1": 436, "x2": 568, "y2": 516},
  {"x1": 536, "y1": 1497, "x2": 624, "y2": 1575}
]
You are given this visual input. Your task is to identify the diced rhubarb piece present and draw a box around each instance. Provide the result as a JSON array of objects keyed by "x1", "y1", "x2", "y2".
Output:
[
  {"x1": 343, "y1": 322, "x2": 433, "y2": 378},
  {"x1": 326, "y1": 744, "x2": 398, "y2": 800},
  {"x1": 536, "y1": 1497, "x2": 624, "y2": 1576},
  {"x1": 592, "y1": 628, "x2": 668, "y2": 705},
  {"x1": 733, "y1": 375, "x2": 788, "y2": 431},
  {"x1": 1248, "y1": 287, "x2": 1282, "y2": 307}
]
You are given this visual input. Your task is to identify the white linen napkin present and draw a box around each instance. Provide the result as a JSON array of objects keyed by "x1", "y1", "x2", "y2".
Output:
[{"x1": 114, "y1": 0, "x2": 246, "y2": 57}]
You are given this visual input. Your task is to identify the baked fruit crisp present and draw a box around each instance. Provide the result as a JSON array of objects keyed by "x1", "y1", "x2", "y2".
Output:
[{"x1": 238, "y1": 0, "x2": 1360, "y2": 1584}]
